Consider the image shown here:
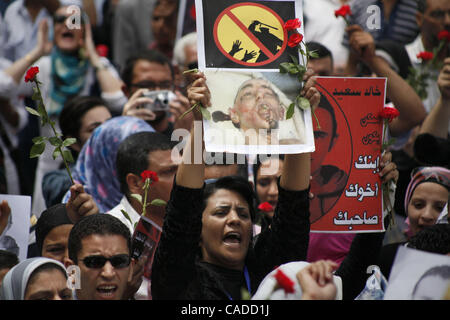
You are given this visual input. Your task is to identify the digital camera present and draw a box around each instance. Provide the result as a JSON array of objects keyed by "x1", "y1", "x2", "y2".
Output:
[{"x1": 142, "y1": 90, "x2": 176, "y2": 111}]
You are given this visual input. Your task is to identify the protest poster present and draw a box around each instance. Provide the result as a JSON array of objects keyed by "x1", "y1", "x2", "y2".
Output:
[
  {"x1": 0, "y1": 194, "x2": 31, "y2": 261},
  {"x1": 384, "y1": 246, "x2": 450, "y2": 300},
  {"x1": 203, "y1": 69, "x2": 315, "y2": 154},
  {"x1": 195, "y1": 0, "x2": 303, "y2": 72},
  {"x1": 131, "y1": 215, "x2": 162, "y2": 280},
  {"x1": 176, "y1": 0, "x2": 197, "y2": 42},
  {"x1": 310, "y1": 77, "x2": 387, "y2": 233}
]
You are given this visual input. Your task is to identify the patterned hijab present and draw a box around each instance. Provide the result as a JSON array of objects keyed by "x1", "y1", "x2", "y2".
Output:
[
  {"x1": 67, "y1": 116, "x2": 154, "y2": 212},
  {"x1": 0, "y1": 257, "x2": 67, "y2": 300},
  {"x1": 404, "y1": 166, "x2": 450, "y2": 216}
]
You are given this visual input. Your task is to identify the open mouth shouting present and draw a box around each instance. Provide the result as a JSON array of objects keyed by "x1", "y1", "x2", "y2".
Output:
[
  {"x1": 96, "y1": 284, "x2": 118, "y2": 299},
  {"x1": 223, "y1": 231, "x2": 242, "y2": 248}
]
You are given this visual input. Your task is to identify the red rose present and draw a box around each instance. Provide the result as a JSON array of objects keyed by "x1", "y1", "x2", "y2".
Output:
[
  {"x1": 334, "y1": 5, "x2": 352, "y2": 18},
  {"x1": 416, "y1": 51, "x2": 434, "y2": 61},
  {"x1": 287, "y1": 33, "x2": 303, "y2": 47},
  {"x1": 141, "y1": 170, "x2": 159, "y2": 185},
  {"x1": 274, "y1": 269, "x2": 295, "y2": 294},
  {"x1": 284, "y1": 18, "x2": 301, "y2": 31},
  {"x1": 24, "y1": 66, "x2": 39, "y2": 83},
  {"x1": 258, "y1": 202, "x2": 274, "y2": 212},
  {"x1": 438, "y1": 30, "x2": 450, "y2": 42},
  {"x1": 189, "y1": 4, "x2": 196, "y2": 20},
  {"x1": 96, "y1": 44, "x2": 109, "y2": 57},
  {"x1": 379, "y1": 106, "x2": 400, "y2": 122}
]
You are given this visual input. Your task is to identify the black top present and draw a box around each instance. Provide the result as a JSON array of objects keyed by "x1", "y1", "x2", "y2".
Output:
[
  {"x1": 151, "y1": 178, "x2": 385, "y2": 300},
  {"x1": 151, "y1": 179, "x2": 311, "y2": 300},
  {"x1": 377, "y1": 242, "x2": 405, "y2": 279}
]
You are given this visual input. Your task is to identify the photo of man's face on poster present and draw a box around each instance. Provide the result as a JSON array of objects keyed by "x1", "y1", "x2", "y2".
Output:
[
  {"x1": 203, "y1": 70, "x2": 314, "y2": 154},
  {"x1": 230, "y1": 78, "x2": 285, "y2": 131}
]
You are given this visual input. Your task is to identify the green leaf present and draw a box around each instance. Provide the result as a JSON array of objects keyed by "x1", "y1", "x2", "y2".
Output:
[
  {"x1": 150, "y1": 199, "x2": 167, "y2": 206},
  {"x1": 120, "y1": 209, "x2": 133, "y2": 224},
  {"x1": 183, "y1": 68, "x2": 199, "y2": 74},
  {"x1": 286, "y1": 103, "x2": 295, "y2": 120},
  {"x1": 289, "y1": 54, "x2": 299, "y2": 65},
  {"x1": 279, "y1": 62, "x2": 292, "y2": 74},
  {"x1": 32, "y1": 136, "x2": 46, "y2": 144},
  {"x1": 199, "y1": 106, "x2": 211, "y2": 120},
  {"x1": 49, "y1": 136, "x2": 62, "y2": 147},
  {"x1": 131, "y1": 193, "x2": 143, "y2": 204},
  {"x1": 52, "y1": 148, "x2": 61, "y2": 160},
  {"x1": 63, "y1": 138, "x2": 77, "y2": 147},
  {"x1": 297, "y1": 96, "x2": 310, "y2": 110},
  {"x1": 308, "y1": 50, "x2": 319, "y2": 59},
  {"x1": 30, "y1": 142, "x2": 45, "y2": 158},
  {"x1": 32, "y1": 87, "x2": 40, "y2": 101},
  {"x1": 62, "y1": 149, "x2": 74, "y2": 163},
  {"x1": 37, "y1": 102, "x2": 48, "y2": 126},
  {"x1": 296, "y1": 64, "x2": 306, "y2": 74},
  {"x1": 25, "y1": 107, "x2": 41, "y2": 117},
  {"x1": 299, "y1": 47, "x2": 306, "y2": 56}
]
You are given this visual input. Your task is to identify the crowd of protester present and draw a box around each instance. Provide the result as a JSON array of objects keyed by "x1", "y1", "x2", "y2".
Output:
[{"x1": 0, "y1": 0, "x2": 448, "y2": 302}]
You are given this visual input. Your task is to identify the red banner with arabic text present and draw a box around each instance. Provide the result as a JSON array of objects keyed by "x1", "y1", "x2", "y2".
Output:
[{"x1": 310, "y1": 77, "x2": 387, "y2": 233}]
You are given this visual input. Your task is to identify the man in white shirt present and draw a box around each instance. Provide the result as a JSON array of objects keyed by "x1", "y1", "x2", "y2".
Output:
[
  {"x1": 107, "y1": 131, "x2": 178, "y2": 300},
  {"x1": 107, "y1": 131, "x2": 178, "y2": 235}
]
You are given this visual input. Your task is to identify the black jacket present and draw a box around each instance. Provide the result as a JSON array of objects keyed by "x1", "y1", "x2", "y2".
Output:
[{"x1": 151, "y1": 179, "x2": 310, "y2": 300}]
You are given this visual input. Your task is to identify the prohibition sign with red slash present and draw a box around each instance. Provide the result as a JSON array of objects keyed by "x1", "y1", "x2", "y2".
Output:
[{"x1": 213, "y1": 2, "x2": 288, "y2": 67}]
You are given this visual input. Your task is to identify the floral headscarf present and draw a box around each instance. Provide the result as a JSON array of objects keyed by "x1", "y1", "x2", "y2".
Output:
[
  {"x1": 64, "y1": 116, "x2": 154, "y2": 212},
  {"x1": 404, "y1": 166, "x2": 450, "y2": 216}
]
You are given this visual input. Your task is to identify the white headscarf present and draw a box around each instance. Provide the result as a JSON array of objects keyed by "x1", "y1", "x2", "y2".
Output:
[
  {"x1": 0, "y1": 257, "x2": 67, "y2": 300},
  {"x1": 251, "y1": 261, "x2": 343, "y2": 300}
]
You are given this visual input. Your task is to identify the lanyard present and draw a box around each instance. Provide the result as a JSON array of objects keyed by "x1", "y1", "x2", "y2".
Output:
[{"x1": 226, "y1": 266, "x2": 251, "y2": 300}]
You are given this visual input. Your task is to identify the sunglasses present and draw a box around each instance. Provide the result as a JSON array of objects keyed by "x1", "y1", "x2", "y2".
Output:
[
  {"x1": 81, "y1": 254, "x2": 131, "y2": 269},
  {"x1": 53, "y1": 14, "x2": 85, "y2": 25}
]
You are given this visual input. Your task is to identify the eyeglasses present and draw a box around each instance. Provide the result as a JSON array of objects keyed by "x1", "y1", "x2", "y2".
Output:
[
  {"x1": 81, "y1": 254, "x2": 131, "y2": 269},
  {"x1": 130, "y1": 80, "x2": 174, "y2": 91},
  {"x1": 410, "y1": 166, "x2": 450, "y2": 188},
  {"x1": 53, "y1": 14, "x2": 85, "y2": 25},
  {"x1": 427, "y1": 10, "x2": 450, "y2": 22}
]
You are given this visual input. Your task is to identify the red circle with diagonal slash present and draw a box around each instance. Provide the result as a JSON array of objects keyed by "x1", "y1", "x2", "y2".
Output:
[{"x1": 213, "y1": 2, "x2": 288, "y2": 67}]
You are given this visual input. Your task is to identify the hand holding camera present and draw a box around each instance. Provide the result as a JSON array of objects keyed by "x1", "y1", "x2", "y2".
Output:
[{"x1": 122, "y1": 89, "x2": 157, "y2": 121}]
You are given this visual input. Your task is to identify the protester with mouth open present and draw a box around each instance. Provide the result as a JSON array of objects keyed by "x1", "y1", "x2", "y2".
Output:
[
  {"x1": 210, "y1": 77, "x2": 304, "y2": 145},
  {"x1": 3, "y1": 4, "x2": 124, "y2": 217},
  {"x1": 65, "y1": 213, "x2": 134, "y2": 300},
  {"x1": 151, "y1": 70, "x2": 318, "y2": 300}
]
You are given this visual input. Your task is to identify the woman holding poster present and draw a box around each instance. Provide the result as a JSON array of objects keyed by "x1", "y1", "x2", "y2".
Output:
[{"x1": 151, "y1": 70, "x2": 318, "y2": 300}]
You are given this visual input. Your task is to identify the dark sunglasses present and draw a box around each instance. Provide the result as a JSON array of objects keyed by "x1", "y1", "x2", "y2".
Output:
[
  {"x1": 53, "y1": 14, "x2": 85, "y2": 25},
  {"x1": 81, "y1": 254, "x2": 131, "y2": 269}
]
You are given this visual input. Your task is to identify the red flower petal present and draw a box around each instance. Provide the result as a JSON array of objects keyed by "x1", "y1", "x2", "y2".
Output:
[
  {"x1": 335, "y1": 5, "x2": 352, "y2": 18},
  {"x1": 378, "y1": 106, "x2": 400, "y2": 122},
  {"x1": 438, "y1": 30, "x2": 450, "y2": 42},
  {"x1": 274, "y1": 269, "x2": 295, "y2": 294},
  {"x1": 96, "y1": 44, "x2": 109, "y2": 57},
  {"x1": 416, "y1": 51, "x2": 434, "y2": 61},
  {"x1": 258, "y1": 202, "x2": 274, "y2": 212},
  {"x1": 287, "y1": 33, "x2": 303, "y2": 47},
  {"x1": 141, "y1": 170, "x2": 159, "y2": 185},
  {"x1": 24, "y1": 66, "x2": 39, "y2": 83},
  {"x1": 284, "y1": 18, "x2": 301, "y2": 31}
]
